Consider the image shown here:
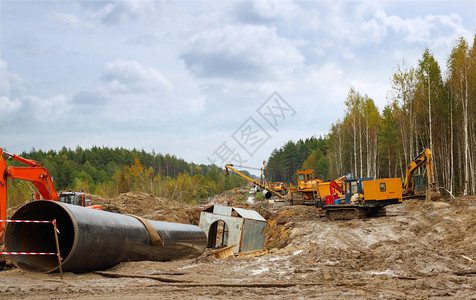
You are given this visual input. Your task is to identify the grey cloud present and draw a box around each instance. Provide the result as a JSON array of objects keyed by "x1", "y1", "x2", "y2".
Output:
[
  {"x1": 100, "y1": 60, "x2": 172, "y2": 94},
  {"x1": 72, "y1": 90, "x2": 109, "y2": 106},
  {"x1": 10, "y1": 34, "x2": 42, "y2": 56},
  {"x1": 234, "y1": 2, "x2": 277, "y2": 25},
  {"x1": 181, "y1": 52, "x2": 263, "y2": 80},
  {"x1": 181, "y1": 25, "x2": 305, "y2": 81},
  {"x1": 83, "y1": 1, "x2": 160, "y2": 25}
]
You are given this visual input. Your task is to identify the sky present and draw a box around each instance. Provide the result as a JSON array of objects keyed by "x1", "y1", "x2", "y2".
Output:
[{"x1": 0, "y1": 0, "x2": 475, "y2": 173}]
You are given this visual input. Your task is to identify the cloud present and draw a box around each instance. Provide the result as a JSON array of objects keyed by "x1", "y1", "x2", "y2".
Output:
[
  {"x1": 0, "y1": 96, "x2": 21, "y2": 119},
  {"x1": 94, "y1": 0, "x2": 160, "y2": 24},
  {"x1": 10, "y1": 34, "x2": 42, "y2": 56},
  {"x1": 382, "y1": 12, "x2": 472, "y2": 48},
  {"x1": 51, "y1": 11, "x2": 93, "y2": 30},
  {"x1": 101, "y1": 60, "x2": 172, "y2": 94},
  {"x1": 306, "y1": 63, "x2": 344, "y2": 90},
  {"x1": 72, "y1": 90, "x2": 109, "y2": 107},
  {"x1": 350, "y1": 79, "x2": 390, "y2": 109},
  {"x1": 235, "y1": 0, "x2": 303, "y2": 24},
  {"x1": 0, "y1": 59, "x2": 23, "y2": 124},
  {"x1": 181, "y1": 25, "x2": 305, "y2": 81},
  {"x1": 188, "y1": 96, "x2": 206, "y2": 113},
  {"x1": 0, "y1": 58, "x2": 76, "y2": 128}
]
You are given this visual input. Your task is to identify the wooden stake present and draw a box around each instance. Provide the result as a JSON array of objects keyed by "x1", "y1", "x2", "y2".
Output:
[{"x1": 53, "y1": 219, "x2": 63, "y2": 279}]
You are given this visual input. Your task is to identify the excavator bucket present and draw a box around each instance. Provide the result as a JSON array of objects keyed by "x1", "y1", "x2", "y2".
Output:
[{"x1": 426, "y1": 186, "x2": 441, "y2": 201}]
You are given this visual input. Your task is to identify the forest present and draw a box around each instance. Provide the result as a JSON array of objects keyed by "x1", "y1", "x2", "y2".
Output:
[
  {"x1": 267, "y1": 34, "x2": 476, "y2": 197},
  {"x1": 5, "y1": 146, "x2": 246, "y2": 207}
]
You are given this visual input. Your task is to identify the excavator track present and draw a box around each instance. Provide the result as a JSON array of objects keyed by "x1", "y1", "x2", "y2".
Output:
[
  {"x1": 290, "y1": 192, "x2": 305, "y2": 205},
  {"x1": 325, "y1": 207, "x2": 367, "y2": 220},
  {"x1": 376, "y1": 207, "x2": 386, "y2": 217}
]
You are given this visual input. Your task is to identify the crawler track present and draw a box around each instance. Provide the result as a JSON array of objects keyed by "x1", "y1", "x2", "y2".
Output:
[{"x1": 325, "y1": 207, "x2": 387, "y2": 220}]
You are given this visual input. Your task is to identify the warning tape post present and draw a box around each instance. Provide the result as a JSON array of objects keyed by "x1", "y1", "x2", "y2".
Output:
[{"x1": 0, "y1": 219, "x2": 63, "y2": 279}]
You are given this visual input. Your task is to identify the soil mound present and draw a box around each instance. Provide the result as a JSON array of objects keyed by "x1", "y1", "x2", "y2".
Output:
[{"x1": 90, "y1": 191, "x2": 201, "y2": 224}]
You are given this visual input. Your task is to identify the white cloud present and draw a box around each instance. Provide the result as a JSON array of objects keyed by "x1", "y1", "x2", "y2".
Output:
[
  {"x1": 188, "y1": 96, "x2": 206, "y2": 113},
  {"x1": 51, "y1": 11, "x2": 92, "y2": 30},
  {"x1": 379, "y1": 11, "x2": 472, "y2": 48},
  {"x1": 0, "y1": 59, "x2": 24, "y2": 123},
  {"x1": 350, "y1": 80, "x2": 390, "y2": 110},
  {"x1": 182, "y1": 25, "x2": 305, "y2": 80},
  {"x1": 101, "y1": 60, "x2": 172, "y2": 94},
  {"x1": 0, "y1": 96, "x2": 21, "y2": 117},
  {"x1": 236, "y1": 0, "x2": 303, "y2": 22},
  {"x1": 29, "y1": 94, "x2": 69, "y2": 115},
  {"x1": 0, "y1": 59, "x2": 12, "y2": 96},
  {"x1": 94, "y1": 0, "x2": 160, "y2": 24}
]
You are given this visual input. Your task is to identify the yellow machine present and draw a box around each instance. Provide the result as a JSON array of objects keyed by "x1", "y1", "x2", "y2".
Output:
[
  {"x1": 403, "y1": 148, "x2": 441, "y2": 200},
  {"x1": 288, "y1": 169, "x2": 345, "y2": 205},
  {"x1": 261, "y1": 161, "x2": 288, "y2": 196},
  {"x1": 324, "y1": 177, "x2": 403, "y2": 220},
  {"x1": 224, "y1": 164, "x2": 286, "y2": 200},
  {"x1": 269, "y1": 182, "x2": 287, "y2": 195}
]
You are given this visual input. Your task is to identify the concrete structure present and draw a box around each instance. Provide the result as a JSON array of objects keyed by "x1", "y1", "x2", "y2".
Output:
[{"x1": 199, "y1": 205, "x2": 267, "y2": 254}]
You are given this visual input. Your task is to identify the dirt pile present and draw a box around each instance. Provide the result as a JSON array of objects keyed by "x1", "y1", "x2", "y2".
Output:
[{"x1": 89, "y1": 192, "x2": 202, "y2": 224}]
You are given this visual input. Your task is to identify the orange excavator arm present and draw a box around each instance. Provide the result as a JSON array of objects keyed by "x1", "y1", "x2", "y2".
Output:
[
  {"x1": 1, "y1": 148, "x2": 58, "y2": 201},
  {"x1": 1, "y1": 148, "x2": 59, "y2": 240},
  {"x1": 4, "y1": 167, "x2": 58, "y2": 201},
  {"x1": 0, "y1": 149, "x2": 7, "y2": 234}
]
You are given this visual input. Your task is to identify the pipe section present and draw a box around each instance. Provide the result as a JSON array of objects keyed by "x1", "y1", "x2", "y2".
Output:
[
  {"x1": 262, "y1": 190, "x2": 272, "y2": 199},
  {"x1": 4, "y1": 200, "x2": 207, "y2": 273}
]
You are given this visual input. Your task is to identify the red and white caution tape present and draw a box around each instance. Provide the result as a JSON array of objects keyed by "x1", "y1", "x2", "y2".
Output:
[
  {"x1": 0, "y1": 251, "x2": 58, "y2": 256},
  {"x1": 0, "y1": 220, "x2": 54, "y2": 224},
  {"x1": 0, "y1": 220, "x2": 60, "y2": 234}
]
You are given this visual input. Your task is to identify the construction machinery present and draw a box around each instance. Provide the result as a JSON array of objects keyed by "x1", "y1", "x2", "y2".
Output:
[
  {"x1": 287, "y1": 169, "x2": 346, "y2": 205},
  {"x1": 261, "y1": 161, "x2": 287, "y2": 196},
  {"x1": 0, "y1": 147, "x2": 101, "y2": 241},
  {"x1": 322, "y1": 177, "x2": 403, "y2": 220},
  {"x1": 224, "y1": 164, "x2": 286, "y2": 200},
  {"x1": 402, "y1": 148, "x2": 441, "y2": 200},
  {"x1": 57, "y1": 190, "x2": 102, "y2": 210},
  {"x1": 269, "y1": 182, "x2": 287, "y2": 195}
]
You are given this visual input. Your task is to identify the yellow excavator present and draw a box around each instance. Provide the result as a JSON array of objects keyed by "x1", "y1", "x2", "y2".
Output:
[{"x1": 402, "y1": 148, "x2": 441, "y2": 200}]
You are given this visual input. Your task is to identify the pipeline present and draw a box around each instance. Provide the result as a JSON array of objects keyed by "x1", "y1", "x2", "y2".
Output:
[
  {"x1": 262, "y1": 190, "x2": 272, "y2": 199},
  {"x1": 4, "y1": 200, "x2": 207, "y2": 273}
]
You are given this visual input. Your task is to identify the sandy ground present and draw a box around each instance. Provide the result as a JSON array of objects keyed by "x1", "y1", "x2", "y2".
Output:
[{"x1": 1, "y1": 192, "x2": 475, "y2": 299}]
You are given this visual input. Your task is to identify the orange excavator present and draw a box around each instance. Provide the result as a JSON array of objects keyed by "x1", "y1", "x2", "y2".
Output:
[{"x1": 0, "y1": 147, "x2": 100, "y2": 241}]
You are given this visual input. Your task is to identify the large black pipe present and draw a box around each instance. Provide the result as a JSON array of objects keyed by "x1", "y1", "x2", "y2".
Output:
[
  {"x1": 262, "y1": 190, "x2": 272, "y2": 199},
  {"x1": 4, "y1": 200, "x2": 207, "y2": 273}
]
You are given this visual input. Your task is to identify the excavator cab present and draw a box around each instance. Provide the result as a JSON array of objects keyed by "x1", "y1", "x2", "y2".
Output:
[
  {"x1": 59, "y1": 191, "x2": 88, "y2": 207},
  {"x1": 343, "y1": 178, "x2": 373, "y2": 204},
  {"x1": 58, "y1": 191, "x2": 101, "y2": 209},
  {"x1": 412, "y1": 175, "x2": 426, "y2": 195}
]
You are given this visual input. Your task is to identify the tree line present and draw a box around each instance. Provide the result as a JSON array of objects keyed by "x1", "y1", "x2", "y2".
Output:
[
  {"x1": 267, "y1": 33, "x2": 476, "y2": 197},
  {"x1": 6, "y1": 146, "x2": 246, "y2": 207}
]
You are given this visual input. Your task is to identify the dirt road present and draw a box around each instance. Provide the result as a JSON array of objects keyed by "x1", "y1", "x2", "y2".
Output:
[{"x1": 1, "y1": 193, "x2": 475, "y2": 299}]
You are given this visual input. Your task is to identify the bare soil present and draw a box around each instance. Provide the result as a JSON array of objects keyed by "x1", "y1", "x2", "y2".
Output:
[{"x1": 1, "y1": 192, "x2": 475, "y2": 299}]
